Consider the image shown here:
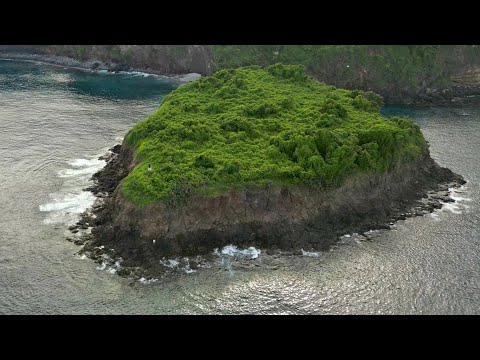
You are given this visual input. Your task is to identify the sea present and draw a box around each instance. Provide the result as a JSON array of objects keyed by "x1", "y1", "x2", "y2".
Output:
[{"x1": 0, "y1": 59, "x2": 478, "y2": 314}]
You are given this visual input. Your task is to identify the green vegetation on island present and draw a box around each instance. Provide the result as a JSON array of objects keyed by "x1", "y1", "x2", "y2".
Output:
[{"x1": 122, "y1": 64, "x2": 427, "y2": 206}]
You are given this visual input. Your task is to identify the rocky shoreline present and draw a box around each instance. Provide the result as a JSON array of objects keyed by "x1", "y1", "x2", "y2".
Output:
[
  {"x1": 3, "y1": 51, "x2": 480, "y2": 106},
  {"x1": 394, "y1": 84, "x2": 480, "y2": 106},
  {"x1": 0, "y1": 51, "x2": 196, "y2": 77},
  {"x1": 0, "y1": 51, "x2": 129, "y2": 73},
  {"x1": 67, "y1": 143, "x2": 466, "y2": 280}
]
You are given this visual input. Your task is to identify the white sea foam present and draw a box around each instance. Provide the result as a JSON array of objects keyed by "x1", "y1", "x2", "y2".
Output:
[
  {"x1": 197, "y1": 262, "x2": 211, "y2": 269},
  {"x1": 175, "y1": 73, "x2": 202, "y2": 83},
  {"x1": 221, "y1": 245, "x2": 261, "y2": 259},
  {"x1": 348, "y1": 233, "x2": 367, "y2": 243},
  {"x1": 96, "y1": 257, "x2": 121, "y2": 274},
  {"x1": 449, "y1": 186, "x2": 472, "y2": 203},
  {"x1": 440, "y1": 202, "x2": 463, "y2": 214},
  {"x1": 40, "y1": 154, "x2": 106, "y2": 225},
  {"x1": 58, "y1": 156, "x2": 105, "y2": 178},
  {"x1": 118, "y1": 70, "x2": 150, "y2": 77},
  {"x1": 339, "y1": 234, "x2": 354, "y2": 243},
  {"x1": 68, "y1": 158, "x2": 104, "y2": 168},
  {"x1": 301, "y1": 249, "x2": 320, "y2": 257},
  {"x1": 183, "y1": 264, "x2": 196, "y2": 274},
  {"x1": 57, "y1": 168, "x2": 93, "y2": 177},
  {"x1": 180, "y1": 257, "x2": 196, "y2": 274},
  {"x1": 119, "y1": 70, "x2": 191, "y2": 80},
  {"x1": 94, "y1": 68, "x2": 201, "y2": 83},
  {"x1": 159, "y1": 258, "x2": 179, "y2": 269},
  {"x1": 450, "y1": 194, "x2": 472, "y2": 202},
  {"x1": 40, "y1": 191, "x2": 97, "y2": 213},
  {"x1": 436, "y1": 186, "x2": 471, "y2": 215},
  {"x1": 159, "y1": 257, "x2": 197, "y2": 273},
  {"x1": 139, "y1": 277, "x2": 158, "y2": 284},
  {"x1": 168, "y1": 259, "x2": 179, "y2": 268}
]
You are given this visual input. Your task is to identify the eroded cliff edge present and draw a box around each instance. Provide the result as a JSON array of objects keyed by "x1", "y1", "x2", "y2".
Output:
[
  {"x1": 68, "y1": 64, "x2": 466, "y2": 278},
  {"x1": 76, "y1": 141, "x2": 464, "y2": 277}
]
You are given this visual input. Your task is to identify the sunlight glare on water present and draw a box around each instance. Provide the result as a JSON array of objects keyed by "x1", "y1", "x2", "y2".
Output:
[{"x1": 1, "y1": 60, "x2": 479, "y2": 314}]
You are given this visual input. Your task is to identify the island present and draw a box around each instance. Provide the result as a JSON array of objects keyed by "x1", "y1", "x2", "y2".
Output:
[{"x1": 73, "y1": 64, "x2": 465, "y2": 278}]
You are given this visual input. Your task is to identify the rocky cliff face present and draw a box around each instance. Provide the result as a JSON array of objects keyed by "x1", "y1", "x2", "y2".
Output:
[
  {"x1": 71, "y1": 45, "x2": 215, "y2": 74},
  {"x1": 452, "y1": 68, "x2": 480, "y2": 86},
  {"x1": 0, "y1": 45, "x2": 215, "y2": 75},
  {"x1": 78, "y1": 141, "x2": 464, "y2": 276}
]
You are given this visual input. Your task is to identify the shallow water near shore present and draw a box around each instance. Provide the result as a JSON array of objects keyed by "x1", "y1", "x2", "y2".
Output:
[{"x1": 1, "y1": 59, "x2": 479, "y2": 314}]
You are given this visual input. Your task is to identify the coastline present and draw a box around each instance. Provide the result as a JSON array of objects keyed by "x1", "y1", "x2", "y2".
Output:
[
  {"x1": 0, "y1": 51, "x2": 188, "y2": 78},
  {"x1": 69, "y1": 143, "x2": 466, "y2": 280},
  {"x1": 3, "y1": 51, "x2": 480, "y2": 106},
  {"x1": 6, "y1": 52, "x2": 467, "y2": 280}
]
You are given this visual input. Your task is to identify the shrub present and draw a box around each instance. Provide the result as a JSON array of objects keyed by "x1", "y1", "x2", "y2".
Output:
[
  {"x1": 194, "y1": 154, "x2": 215, "y2": 169},
  {"x1": 121, "y1": 64, "x2": 426, "y2": 206}
]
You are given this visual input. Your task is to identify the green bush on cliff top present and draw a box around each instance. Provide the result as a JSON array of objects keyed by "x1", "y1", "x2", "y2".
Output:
[{"x1": 123, "y1": 64, "x2": 426, "y2": 206}]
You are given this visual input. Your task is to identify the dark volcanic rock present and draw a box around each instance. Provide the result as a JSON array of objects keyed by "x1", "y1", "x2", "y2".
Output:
[
  {"x1": 88, "y1": 144, "x2": 134, "y2": 196},
  {"x1": 80, "y1": 141, "x2": 465, "y2": 278},
  {"x1": 109, "y1": 63, "x2": 130, "y2": 73}
]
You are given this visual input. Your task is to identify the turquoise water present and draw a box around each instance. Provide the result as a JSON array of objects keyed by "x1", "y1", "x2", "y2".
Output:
[
  {"x1": 1, "y1": 59, "x2": 479, "y2": 314},
  {"x1": 0, "y1": 59, "x2": 177, "y2": 99}
]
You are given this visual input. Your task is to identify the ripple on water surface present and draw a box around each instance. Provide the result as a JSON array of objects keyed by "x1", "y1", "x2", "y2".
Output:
[{"x1": 1, "y1": 60, "x2": 480, "y2": 314}]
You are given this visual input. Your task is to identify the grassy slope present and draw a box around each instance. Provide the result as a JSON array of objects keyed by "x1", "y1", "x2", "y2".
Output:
[{"x1": 122, "y1": 64, "x2": 426, "y2": 207}]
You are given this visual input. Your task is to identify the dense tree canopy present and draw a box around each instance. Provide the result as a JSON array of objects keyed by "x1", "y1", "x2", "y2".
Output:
[{"x1": 123, "y1": 64, "x2": 426, "y2": 206}]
